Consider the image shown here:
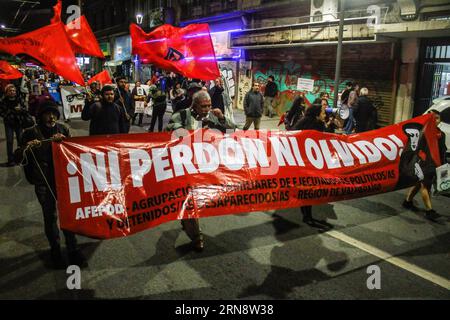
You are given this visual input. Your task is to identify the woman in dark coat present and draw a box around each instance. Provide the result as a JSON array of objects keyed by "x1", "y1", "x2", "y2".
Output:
[
  {"x1": 292, "y1": 103, "x2": 332, "y2": 229},
  {"x1": 285, "y1": 96, "x2": 305, "y2": 130}
]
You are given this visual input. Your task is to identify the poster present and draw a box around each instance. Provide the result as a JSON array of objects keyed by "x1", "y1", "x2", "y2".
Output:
[
  {"x1": 60, "y1": 85, "x2": 87, "y2": 119},
  {"x1": 297, "y1": 78, "x2": 315, "y2": 92}
]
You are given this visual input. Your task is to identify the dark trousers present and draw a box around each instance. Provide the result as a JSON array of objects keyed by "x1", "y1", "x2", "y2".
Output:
[
  {"x1": 300, "y1": 206, "x2": 312, "y2": 221},
  {"x1": 132, "y1": 113, "x2": 144, "y2": 126},
  {"x1": 34, "y1": 184, "x2": 77, "y2": 252},
  {"x1": 181, "y1": 218, "x2": 202, "y2": 241},
  {"x1": 150, "y1": 105, "x2": 166, "y2": 132},
  {"x1": 5, "y1": 123, "x2": 22, "y2": 163}
]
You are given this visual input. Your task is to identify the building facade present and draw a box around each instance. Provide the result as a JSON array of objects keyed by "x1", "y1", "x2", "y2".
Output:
[{"x1": 83, "y1": 0, "x2": 450, "y2": 126}]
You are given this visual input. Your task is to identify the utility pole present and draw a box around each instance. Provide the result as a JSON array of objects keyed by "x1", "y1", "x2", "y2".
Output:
[{"x1": 333, "y1": 0, "x2": 345, "y2": 108}]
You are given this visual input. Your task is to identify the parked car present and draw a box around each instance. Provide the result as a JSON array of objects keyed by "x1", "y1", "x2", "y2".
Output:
[
  {"x1": 425, "y1": 99, "x2": 450, "y2": 161},
  {"x1": 432, "y1": 95, "x2": 450, "y2": 105}
]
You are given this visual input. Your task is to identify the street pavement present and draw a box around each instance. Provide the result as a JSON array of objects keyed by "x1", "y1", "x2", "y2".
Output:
[{"x1": 0, "y1": 108, "x2": 449, "y2": 300}]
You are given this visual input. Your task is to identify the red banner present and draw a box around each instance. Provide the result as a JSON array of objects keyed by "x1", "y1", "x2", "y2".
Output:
[
  {"x1": 65, "y1": 16, "x2": 105, "y2": 59},
  {"x1": 130, "y1": 23, "x2": 220, "y2": 80},
  {"x1": 0, "y1": 23, "x2": 84, "y2": 85},
  {"x1": 88, "y1": 70, "x2": 112, "y2": 85},
  {"x1": 0, "y1": 60, "x2": 23, "y2": 79},
  {"x1": 53, "y1": 114, "x2": 441, "y2": 239}
]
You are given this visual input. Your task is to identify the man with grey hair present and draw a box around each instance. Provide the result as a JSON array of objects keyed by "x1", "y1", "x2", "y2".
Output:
[
  {"x1": 353, "y1": 87, "x2": 376, "y2": 133},
  {"x1": 165, "y1": 90, "x2": 238, "y2": 251}
]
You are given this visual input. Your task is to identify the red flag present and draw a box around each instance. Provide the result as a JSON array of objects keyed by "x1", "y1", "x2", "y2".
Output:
[
  {"x1": 50, "y1": 0, "x2": 62, "y2": 24},
  {"x1": 0, "y1": 61, "x2": 23, "y2": 79},
  {"x1": 130, "y1": 23, "x2": 220, "y2": 80},
  {"x1": 0, "y1": 23, "x2": 84, "y2": 85},
  {"x1": 88, "y1": 70, "x2": 112, "y2": 85},
  {"x1": 66, "y1": 16, "x2": 105, "y2": 58}
]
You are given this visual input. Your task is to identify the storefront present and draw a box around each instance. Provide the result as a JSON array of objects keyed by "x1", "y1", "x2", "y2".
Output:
[
  {"x1": 414, "y1": 38, "x2": 450, "y2": 116},
  {"x1": 247, "y1": 42, "x2": 398, "y2": 127}
]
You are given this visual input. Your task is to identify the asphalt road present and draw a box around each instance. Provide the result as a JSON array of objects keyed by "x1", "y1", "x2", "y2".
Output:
[{"x1": 0, "y1": 110, "x2": 449, "y2": 300}]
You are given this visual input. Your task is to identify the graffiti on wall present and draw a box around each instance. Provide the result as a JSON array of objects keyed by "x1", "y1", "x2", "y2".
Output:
[
  {"x1": 253, "y1": 61, "x2": 337, "y2": 115},
  {"x1": 218, "y1": 61, "x2": 237, "y2": 99},
  {"x1": 237, "y1": 59, "x2": 252, "y2": 110},
  {"x1": 252, "y1": 61, "x2": 389, "y2": 123}
]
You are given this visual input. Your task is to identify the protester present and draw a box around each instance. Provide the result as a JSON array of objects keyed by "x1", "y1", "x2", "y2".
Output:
[
  {"x1": 166, "y1": 91, "x2": 238, "y2": 251},
  {"x1": 148, "y1": 85, "x2": 167, "y2": 132},
  {"x1": 85, "y1": 81, "x2": 102, "y2": 108},
  {"x1": 284, "y1": 96, "x2": 305, "y2": 130},
  {"x1": 243, "y1": 82, "x2": 264, "y2": 130},
  {"x1": 114, "y1": 76, "x2": 132, "y2": 133},
  {"x1": 292, "y1": 103, "x2": 333, "y2": 229},
  {"x1": 353, "y1": 87, "x2": 376, "y2": 133},
  {"x1": 0, "y1": 84, "x2": 30, "y2": 166},
  {"x1": 131, "y1": 81, "x2": 147, "y2": 127},
  {"x1": 264, "y1": 75, "x2": 278, "y2": 118},
  {"x1": 28, "y1": 79, "x2": 55, "y2": 117},
  {"x1": 321, "y1": 98, "x2": 338, "y2": 133},
  {"x1": 344, "y1": 83, "x2": 359, "y2": 134},
  {"x1": 169, "y1": 83, "x2": 183, "y2": 102},
  {"x1": 15, "y1": 101, "x2": 85, "y2": 268},
  {"x1": 209, "y1": 77, "x2": 225, "y2": 114},
  {"x1": 81, "y1": 85, "x2": 128, "y2": 135},
  {"x1": 402, "y1": 109, "x2": 447, "y2": 222},
  {"x1": 173, "y1": 82, "x2": 202, "y2": 113}
]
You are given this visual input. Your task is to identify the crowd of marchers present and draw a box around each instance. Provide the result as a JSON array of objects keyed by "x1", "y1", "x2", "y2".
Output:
[{"x1": 0, "y1": 69, "x2": 448, "y2": 270}]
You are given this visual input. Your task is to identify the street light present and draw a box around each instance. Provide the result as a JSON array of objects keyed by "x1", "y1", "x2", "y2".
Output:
[
  {"x1": 136, "y1": 14, "x2": 143, "y2": 25},
  {"x1": 1, "y1": 25, "x2": 5, "y2": 29}
]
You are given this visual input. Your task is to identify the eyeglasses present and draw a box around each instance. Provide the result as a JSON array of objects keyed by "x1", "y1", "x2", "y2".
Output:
[{"x1": 66, "y1": 93, "x2": 86, "y2": 103}]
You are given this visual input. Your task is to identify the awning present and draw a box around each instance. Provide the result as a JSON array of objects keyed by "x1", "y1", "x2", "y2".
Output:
[{"x1": 375, "y1": 20, "x2": 450, "y2": 39}]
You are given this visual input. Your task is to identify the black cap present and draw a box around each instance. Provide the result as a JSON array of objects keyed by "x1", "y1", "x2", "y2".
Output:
[{"x1": 37, "y1": 101, "x2": 60, "y2": 119}]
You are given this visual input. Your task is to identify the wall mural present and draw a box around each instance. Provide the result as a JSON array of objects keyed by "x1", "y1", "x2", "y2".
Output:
[
  {"x1": 237, "y1": 59, "x2": 252, "y2": 110},
  {"x1": 218, "y1": 61, "x2": 237, "y2": 103},
  {"x1": 253, "y1": 61, "x2": 336, "y2": 115},
  {"x1": 252, "y1": 60, "x2": 391, "y2": 126}
]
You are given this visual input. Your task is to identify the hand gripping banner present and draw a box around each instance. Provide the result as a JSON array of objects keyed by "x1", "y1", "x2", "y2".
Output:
[{"x1": 53, "y1": 114, "x2": 441, "y2": 239}]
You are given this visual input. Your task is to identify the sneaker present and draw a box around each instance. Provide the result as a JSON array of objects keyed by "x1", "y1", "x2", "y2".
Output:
[
  {"x1": 402, "y1": 200, "x2": 418, "y2": 211},
  {"x1": 425, "y1": 209, "x2": 442, "y2": 222},
  {"x1": 68, "y1": 250, "x2": 87, "y2": 268}
]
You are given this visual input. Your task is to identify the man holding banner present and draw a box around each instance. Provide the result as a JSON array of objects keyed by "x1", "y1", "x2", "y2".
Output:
[
  {"x1": 16, "y1": 101, "x2": 85, "y2": 269},
  {"x1": 166, "y1": 90, "x2": 238, "y2": 251}
]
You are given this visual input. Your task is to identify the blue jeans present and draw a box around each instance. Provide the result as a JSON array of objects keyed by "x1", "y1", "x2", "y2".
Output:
[{"x1": 344, "y1": 108, "x2": 354, "y2": 134}]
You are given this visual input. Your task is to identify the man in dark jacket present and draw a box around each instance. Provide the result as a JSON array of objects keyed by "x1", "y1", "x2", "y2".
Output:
[
  {"x1": 353, "y1": 87, "x2": 376, "y2": 133},
  {"x1": 114, "y1": 77, "x2": 132, "y2": 133},
  {"x1": 17, "y1": 101, "x2": 85, "y2": 268},
  {"x1": 82, "y1": 85, "x2": 128, "y2": 136},
  {"x1": 264, "y1": 75, "x2": 278, "y2": 118},
  {"x1": 243, "y1": 82, "x2": 264, "y2": 130},
  {"x1": 0, "y1": 84, "x2": 27, "y2": 166},
  {"x1": 209, "y1": 77, "x2": 225, "y2": 114},
  {"x1": 173, "y1": 82, "x2": 202, "y2": 113},
  {"x1": 85, "y1": 81, "x2": 102, "y2": 109}
]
